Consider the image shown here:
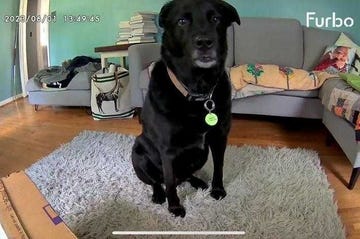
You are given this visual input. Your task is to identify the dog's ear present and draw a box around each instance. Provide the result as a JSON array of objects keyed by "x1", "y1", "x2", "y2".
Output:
[
  {"x1": 216, "y1": 0, "x2": 240, "y2": 26},
  {"x1": 159, "y1": 1, "x2": 174, "y2": 28}
]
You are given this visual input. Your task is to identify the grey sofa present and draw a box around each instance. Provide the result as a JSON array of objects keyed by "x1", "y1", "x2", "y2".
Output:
[
  {"x1": 128, "y1": 17, "x2": 359, "y2": 189},
  {"x1": 26, "y1": 71, "x2": 92, "y2": 110}
]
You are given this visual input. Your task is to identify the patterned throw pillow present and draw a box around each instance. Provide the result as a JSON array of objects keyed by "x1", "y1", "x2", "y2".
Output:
[
  {"x1": 335, "y1": 33, "x2": 360, "y2": 75},
  {"x1": 314, "y1": 45, "x2": 356, "y2": 74}
]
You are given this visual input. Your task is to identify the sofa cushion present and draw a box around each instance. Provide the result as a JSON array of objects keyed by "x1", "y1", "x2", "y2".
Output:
[
  {"x1": 274, "y1": 89, "x2": 319, "y2": 98},
  {"x1": 303, "y1": 27, "x2": 340, "y2": 71},
  {"x1": 233, "y1": 17, "x2": 303, "y2": 68}
]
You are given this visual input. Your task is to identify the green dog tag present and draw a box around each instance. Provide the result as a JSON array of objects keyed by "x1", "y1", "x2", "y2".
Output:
[{"x1": 205, "y1": 113, "x2": 218, "y2": 126}]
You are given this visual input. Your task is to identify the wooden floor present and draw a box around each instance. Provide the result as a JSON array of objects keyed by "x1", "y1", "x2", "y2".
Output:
[{"x1": 1, "y1": 98, "x2": 359, "y2": 238}]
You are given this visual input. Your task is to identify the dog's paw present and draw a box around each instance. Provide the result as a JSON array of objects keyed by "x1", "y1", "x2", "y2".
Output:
[
  {"x1": 210, "y1": 187, "x2": 227, "y2": 200},
  {"x1": 152, "y1": 192, "x2": 166, "y2": 204},
  {"x1": 188, "y1": 176, "x2": 208, "y2": 190},
  {"x1": 168, "y1": 205, "x2": 186, "y2": 217}
]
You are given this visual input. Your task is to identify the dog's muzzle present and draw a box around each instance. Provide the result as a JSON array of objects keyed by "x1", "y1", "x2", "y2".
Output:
[{"x1": 192, "y1": 36, "x2": 217, "y2": 68}]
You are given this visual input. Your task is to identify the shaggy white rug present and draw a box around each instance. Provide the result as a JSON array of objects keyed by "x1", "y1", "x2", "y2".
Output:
[{"x1": 25, "y1": 131, "x2": 345, "y2": 239}]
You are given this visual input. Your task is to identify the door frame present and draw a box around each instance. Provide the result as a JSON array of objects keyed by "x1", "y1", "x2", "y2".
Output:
[
  {"x1": 19, "y1": 0, "x2": 28, "y2": 96},
  {"x1": 19, "y1": 0, "x2": 50, "y2": 96}
]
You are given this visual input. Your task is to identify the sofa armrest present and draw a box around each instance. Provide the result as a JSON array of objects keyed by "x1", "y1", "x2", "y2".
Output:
[{"x1": 129, "y1": 43, "x2": 161, "y2": 108}]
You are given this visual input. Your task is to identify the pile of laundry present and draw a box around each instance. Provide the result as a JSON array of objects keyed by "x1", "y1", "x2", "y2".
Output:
[{"x1": 33, "y1": 56, "x2": 102, "y2": 89}]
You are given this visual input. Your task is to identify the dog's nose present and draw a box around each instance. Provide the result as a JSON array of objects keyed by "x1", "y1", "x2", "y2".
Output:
[{"x1": 194, "y1": 36, "x2": 214, "y2": 49}]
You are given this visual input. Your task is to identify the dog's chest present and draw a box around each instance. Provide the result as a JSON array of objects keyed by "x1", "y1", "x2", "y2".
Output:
[
  {"x1": 193, "y1": 132, "x2": 207, "y2": 149},
  {"x1": 172, "y1": 132, "x2": 209, "y2": 178}
]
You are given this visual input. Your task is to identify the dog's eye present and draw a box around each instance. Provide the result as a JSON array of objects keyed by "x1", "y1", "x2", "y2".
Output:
[
  {"x1": 177, "y1": 18, "x2": 189, "y2": 26},
  {"x1": 211, "y1": 16, "x2": 220, "y2": 23}
]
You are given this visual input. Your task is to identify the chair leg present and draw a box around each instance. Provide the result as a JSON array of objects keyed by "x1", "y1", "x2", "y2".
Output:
[
  {"x1": 348, "y1": 167, "x2": 360, "y2": 190},
  {"x1": 34, "y1": 104, "x2": 39, "y2": 111}
]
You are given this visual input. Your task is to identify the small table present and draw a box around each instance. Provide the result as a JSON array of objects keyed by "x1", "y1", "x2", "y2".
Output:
[{"x1": 94, "y1": 44, "x2": 137, "y2": 68}]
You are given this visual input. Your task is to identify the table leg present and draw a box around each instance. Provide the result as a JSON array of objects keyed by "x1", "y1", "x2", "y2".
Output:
[
  {"x1": 101, "y1": 57, "x2": 107, "y2": 68},
  {"x1": 120, "y1": 57, "x2": 127, "y2": 68}
]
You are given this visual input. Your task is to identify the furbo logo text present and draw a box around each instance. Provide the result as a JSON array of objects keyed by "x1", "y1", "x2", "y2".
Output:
[{"x1": 306, "y1": 12, "x2": 354, "y2": 28}]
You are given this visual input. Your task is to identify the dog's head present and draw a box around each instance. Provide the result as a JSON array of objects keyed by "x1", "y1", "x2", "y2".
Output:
[{"x1": 159, "y1": 0, "x2": 240, "y2": 70}]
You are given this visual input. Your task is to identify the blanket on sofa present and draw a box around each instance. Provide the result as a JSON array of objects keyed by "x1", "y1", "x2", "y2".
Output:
[
  {"x1": 323, "y1": 87, "x2": 360, "y2": 141},
  {"x1": 230, "y1": 64, "x2": 336, "y2": 99},
  {"x1": 140, "y1": 63, "x2": 336, "y2": 100}
]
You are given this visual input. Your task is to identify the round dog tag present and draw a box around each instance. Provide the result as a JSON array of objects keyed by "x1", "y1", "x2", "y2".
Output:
[{"x1": 205, "y1": 113, "x2": 218, "y2": 126}]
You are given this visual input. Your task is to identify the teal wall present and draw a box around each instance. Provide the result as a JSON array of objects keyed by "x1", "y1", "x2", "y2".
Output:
[
  {"x1": 227, "y1": 0, "x2": 359, "y2": 40},
  {"x1": 0, "y1": 0, "x2": 21, "y2": 103},
  {"x1": 49, "y1": 0, "x2": 360, "y2": 66},
  {"x1": 49, "y1": 0, "x2": 168, "y2": 65}
]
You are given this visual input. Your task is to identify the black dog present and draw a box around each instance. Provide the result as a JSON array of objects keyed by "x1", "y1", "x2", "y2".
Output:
[{"x1": 132, "y1": 0, "x2": 240, "y2": 217}]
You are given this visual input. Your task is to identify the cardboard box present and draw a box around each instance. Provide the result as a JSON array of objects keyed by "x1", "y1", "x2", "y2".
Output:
[{"x1": 0, "y1": 171, "x2": 77, "y2": 239}]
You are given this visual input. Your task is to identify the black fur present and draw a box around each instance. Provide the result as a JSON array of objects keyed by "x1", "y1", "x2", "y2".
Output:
[{"x1": 131, "y1": 0, "x2": 240, "y2": 217}]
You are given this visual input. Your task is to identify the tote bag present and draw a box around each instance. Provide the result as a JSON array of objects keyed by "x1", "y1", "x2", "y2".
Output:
[{"x1": 91, "y1": 66, "x2": 134, "y2": 120}]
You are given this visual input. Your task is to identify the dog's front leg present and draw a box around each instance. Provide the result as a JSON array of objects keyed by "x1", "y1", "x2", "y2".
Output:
[
  {"x1": 162, "y1": 155, "x2": 185, "y2": 217},
  {"x1": 208, "y1": 130, "x2": 227, "y2": 200}
]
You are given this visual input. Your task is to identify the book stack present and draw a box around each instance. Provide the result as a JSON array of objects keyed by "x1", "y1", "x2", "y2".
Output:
[
  {"x1": 116, "y1": 21, "x2": 131, "y2": 45},
  {"x1": 128, "y1": 12, "x2": 158, "y2": 44}
]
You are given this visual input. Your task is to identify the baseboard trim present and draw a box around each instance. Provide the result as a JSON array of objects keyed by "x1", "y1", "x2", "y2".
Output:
[{"x1": 0, "y1": 94, "x2": 25, "y2": 107}]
